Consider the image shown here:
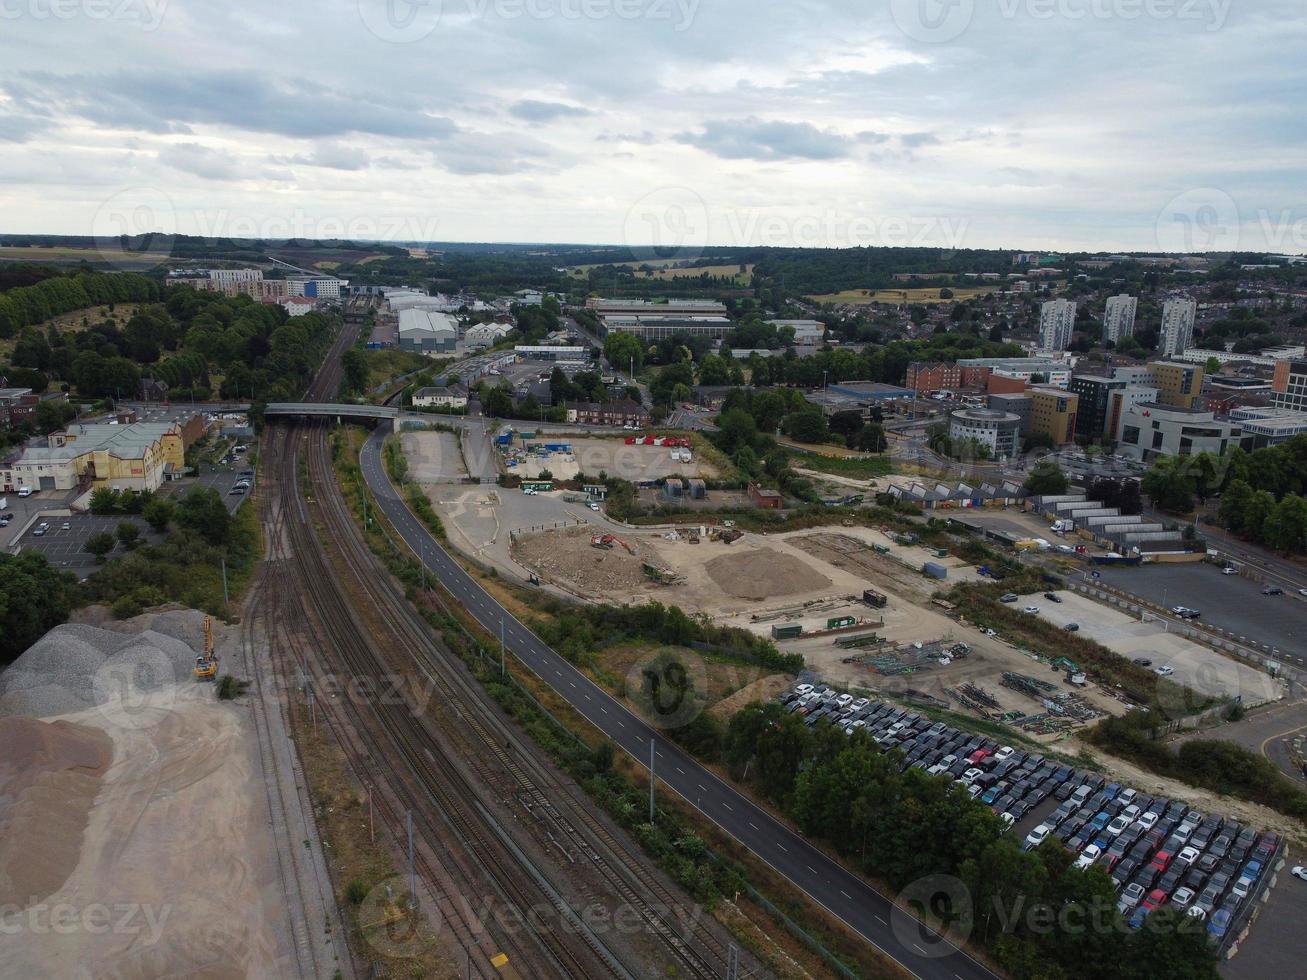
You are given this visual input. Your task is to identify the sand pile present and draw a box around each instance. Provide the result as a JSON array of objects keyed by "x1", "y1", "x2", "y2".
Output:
[
  {"x1": 514, "y1": 525, "x2": 671, "y2": 595},
  {"x1": 0, "y1": 717, "x2": 112, "y2": 908},
  {"x1": 704, "y1": 547, "x2": 832, "y2": 600}
]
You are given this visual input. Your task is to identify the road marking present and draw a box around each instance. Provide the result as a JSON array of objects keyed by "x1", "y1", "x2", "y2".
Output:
[
  {"x1": 840, "y1": 889, "x2": 852, "y2": 899},
  {"x1": 723, "y1": 803, "x2": 732, "y2": 812},
  {"x1": 807, "y1": 866, "x2": 817, "y2": 874},
  {"x1": 676, "y1": 767, "x2": 684, "y2": 774},
  {"x1": 749, "y1": 821, "x2": 758, "y2": 830},
  {"x1": 777, "y1": 843, "x2": 787, "y2": 853},
  {"x1": 913, "y1": 945, "x2": 927, "y2": 955},
  {"x1": 875, "y1": 915, "x2": 887, "y2": 924}
]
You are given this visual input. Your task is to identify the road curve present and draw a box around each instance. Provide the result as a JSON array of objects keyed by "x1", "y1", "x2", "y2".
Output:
[{"x1": 359, "y1": 426, "x2": 1000, "y2": 980}]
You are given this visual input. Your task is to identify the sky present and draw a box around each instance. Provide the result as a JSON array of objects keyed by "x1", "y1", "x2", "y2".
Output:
[{"x1": 0, "y1": 0, "x2": 1304, "y2": 254}]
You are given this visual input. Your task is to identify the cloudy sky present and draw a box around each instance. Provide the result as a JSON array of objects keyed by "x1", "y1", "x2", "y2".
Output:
[{"x1": 0, "y1": 0, "x2": 1303, "y2": 253}]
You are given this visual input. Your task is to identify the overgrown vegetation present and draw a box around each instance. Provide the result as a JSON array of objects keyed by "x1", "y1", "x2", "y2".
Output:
[
  {"x1": 1087, "y1": 711, "x2": 1307, "y2": 823},
  {"x1": 0, "y1": 552, "x2": 79, "y2": 664}
]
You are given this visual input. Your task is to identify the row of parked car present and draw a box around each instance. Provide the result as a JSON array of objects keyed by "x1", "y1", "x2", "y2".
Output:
[{"x1": 778, "y1": 683, "x2": 1281, "y2": 947}]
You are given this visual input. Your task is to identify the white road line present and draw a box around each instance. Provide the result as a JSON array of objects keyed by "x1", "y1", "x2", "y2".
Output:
[
  {"x1": 777, "y1": 843, "x2": 787, "y2": 853},
  {"x1": 876, "y1": 915, "x2": 887, "y2": 925},
  {"x1": 840, "y1": 890, "x2": 851, "y2": 899},
  {"x1": 749, "y1": 822, "x2": 758, "y2": 830}
]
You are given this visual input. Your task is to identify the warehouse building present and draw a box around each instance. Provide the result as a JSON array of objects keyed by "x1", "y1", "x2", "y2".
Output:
[
  {"x1": 0, "y1": 421, "x2": 189, "y2": 494},
  {"x1": 398, "y1": 309, "x2": 458, "y2": 353}
]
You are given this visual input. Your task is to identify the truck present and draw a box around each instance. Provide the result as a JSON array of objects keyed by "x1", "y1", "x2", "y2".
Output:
[
  {"x1": 1050, "y1": 519, "x2": 1073, "y2": 533},
  {"x1": 862, "y1": 588, "x2": 888, "y2": 608}
]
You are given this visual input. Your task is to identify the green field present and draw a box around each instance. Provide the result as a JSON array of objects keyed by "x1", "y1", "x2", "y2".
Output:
[
  {"x1": 791, "y1": 453, "x2": 895, "y2": 480},
  {"x1": 811, "y1": 287, "x2": 987, "y2": 305}
]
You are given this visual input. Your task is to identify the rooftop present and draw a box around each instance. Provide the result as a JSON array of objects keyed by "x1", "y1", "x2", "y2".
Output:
[{"x1": 17, "y1": 421, "x2": 179, "y2": 463}]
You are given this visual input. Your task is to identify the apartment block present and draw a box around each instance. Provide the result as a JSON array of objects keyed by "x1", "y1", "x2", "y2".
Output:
[
  {"x1": 1102, "y1": 294, "x2": 1138, "y2": 344},
  {"x1": 1160, "y1": 297, "x2": 1197, "y2": 357},
  {"x1": 1039, "y1": 299, "x2": 1077, "y2": 351},
  {"x1": 905, "y1": 361, "x2": 962, "y2": 395}
]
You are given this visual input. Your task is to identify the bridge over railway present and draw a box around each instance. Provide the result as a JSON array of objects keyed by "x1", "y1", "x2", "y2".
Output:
[{"x1": 264, "y1": 403, "x2": 402, "y2": 427}]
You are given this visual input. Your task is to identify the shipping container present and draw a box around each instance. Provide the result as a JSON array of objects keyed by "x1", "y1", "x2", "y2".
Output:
[
  {"x1": 827, "y1": 616, "x2": 857, "y2": 630},
  {"x1": 872, "y1": 544, "x2": 891, "y2": 555},
  {"x1": 771, "y1": 624, "x2": 804, "y2": 640},
  {"x1": 922, "y1": 562, "x2": 948, "y2": 580},
  {"x1": 862, "y1": 588, "x2": 888, "y2": 608}
]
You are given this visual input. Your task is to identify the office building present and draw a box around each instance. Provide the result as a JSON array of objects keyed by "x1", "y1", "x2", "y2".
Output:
[
  {"x1": 412, "y1": 384, "x2": 469, "y2": 410},
  {"x1": 1229, "y1": 407, "x2": 1307, "y2": 448},
  {"x1": 948, "y1": 408, "x2": 1022, "y2": 459},
  {"x1": 1069, "y1": 375, "x2": 1126, "y2": 441},
  {"x1": 1106, "y1": 386, "x2": 1158, "y2": 442},
  {"x1": 1160, "y1": 297, "x2": 1197, "y2": 357},
  {"x1": 1271, "y1": 359, "x2": 1307, "y2": 412},
  {"x1": 986, "y1": 392, "x2": 1032, "y2": 434},
  {"x1": 1118, "y1": 403, "x2": 1240, "y2": 462},
  {"x1": 1039, "y1": 299, "x2": 1077, "y2": 351},
  {"x1": 1102, "y1": 294, "x2": 1138, "y2": 345},
  {"x1": 1028, "y1": 387, "x2": 1079, "y2": 445},
  {"x1": 1148, "y1": 361, "x2": 1205, "y2": 411}
]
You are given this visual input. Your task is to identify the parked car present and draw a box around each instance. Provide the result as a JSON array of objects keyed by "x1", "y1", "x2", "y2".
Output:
[
  {"x1": 1263, "y1": 586, "x2": 1283, "y2": 596},
  {"x1": 1075, "y1": 844, "x2": 1103, "y2": 870},
  {"x1": 1000, "y1": 593, "x2": 1018, "y2": 603},
  {"x1": 1044, "y1": 592, "x2": 1062, "y2": 603},
  {"x1": 1024, "y1": 824, "x2": 1053, "y2": 852},
  {"x1": 1291, "y1": 866, "x2": 1307, "y2": 882},
  {"x1": 1155, "y1": 665, "x2": 1175, "y2": 677},
  {"x1": 1171, "y1": 886, "x2": 1196, "y2": 912},
  {"x1": 1023, "y1": 606, "x2": 1040, "y2": 614}
]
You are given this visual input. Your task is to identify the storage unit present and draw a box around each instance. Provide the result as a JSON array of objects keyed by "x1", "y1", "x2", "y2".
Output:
[
  {"x1": 922, "y1": 562, "x2": 949, "y2": 580},
  {"x1": 827, "y1": 616, "x2": 857, "y2": 630},
  {"x1": 862, "y1": 588, "x2": 888, "y2": 608},
  {"x1": 771, "y1": 624, "x2": 804, "y2": 640}
]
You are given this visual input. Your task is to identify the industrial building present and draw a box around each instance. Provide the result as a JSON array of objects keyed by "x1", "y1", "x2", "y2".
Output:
[
  {"x1": 398, "y1": 309, "x2": 458, "y2": 353},
  {"x1": 948, "y1": 408, "x2": 1022, "y2": 459},
  {"x1": 767, "y1": 319, "x2": 826, "y2": 343},
  {"x1": 464, "y1": 322, "x2": 513, "y2": 349}
]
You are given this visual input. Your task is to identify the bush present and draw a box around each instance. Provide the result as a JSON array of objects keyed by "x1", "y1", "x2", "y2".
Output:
[
  {"x1": 345, "y1": 879, "x2": 370, "y2": 905},
  {"x1": 110, "y1": 595, "x2": 143, "y2": 620}
]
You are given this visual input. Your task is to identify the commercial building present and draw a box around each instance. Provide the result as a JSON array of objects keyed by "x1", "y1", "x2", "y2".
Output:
[
  {"x1": 282, "y1": 296, "x2": 316, "y2": 317},
  {"x1": 563, "y1": 399, "x2": 650, "y2": 427},
  {"x1": 1102, "y1": 294, "x2": 1138, "y2": 345},
  {"x1": 905, "y1": 362, "x2": 963, "y2": 395},
  {"x1": 948, "y1": 408, "x2": 1022, "y2": 460},
  {"x1": 1229, "y1": 407, "x2": 1307, "y2": 448},
  {"x1": 398, "y1": 309, "x2": 458, "y2": 353},
  {"x1": 412, "y1": 384, "x2": 469, "y2": 410},
  {"x1": 767, "y1": 319, "x2": 825, "y2": 343},
  {"x1": 514, "y1": 346, "x2": 589, "y2": 363},
  {"x1": 1106, "y1": 386, "x2": 1158, "y2": 442},
  {"x1": 1160, "y1": 297, "x2": 1197, "y2": 357},
  {"x1": 1118, "y1": 403, "x2": 1241, "y2": 462},
  {"x1": 1039, "y1": 298, "x2": 1077, "y2": 351},
  {"x1": 956, "y1": 357, "x2": 1071, "y2": 389},
  {"x1": 0, "y1": 420, "x2": 191, "y2": 494},
  {"x1": 1028, "y1": 387, "x2": 1079, "y2": 445},
  {"x1": 1175, "y1": 344, "x2": 1303, "y2": 369}
]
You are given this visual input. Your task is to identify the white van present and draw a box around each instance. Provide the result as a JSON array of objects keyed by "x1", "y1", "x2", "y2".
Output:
[{"x1": 17, "y1": 487, "x2": 33, "y2": 498}]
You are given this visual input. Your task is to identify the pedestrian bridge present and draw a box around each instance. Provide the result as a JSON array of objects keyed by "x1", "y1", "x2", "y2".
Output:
[{"x1": 264, "y1": 403, "x2": 400, "y2": 425}]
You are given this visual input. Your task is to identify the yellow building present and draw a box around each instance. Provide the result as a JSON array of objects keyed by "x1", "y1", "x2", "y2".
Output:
[
  {"x1": 1028, "y1": 387, "x2": 1079, "y2": 445},
  {"x1": 3, "y1": 422, "x2": 185, "y2": 493},
  {"x1": 1149, "y1": 362, "x2": 1205, "y2": 411}
]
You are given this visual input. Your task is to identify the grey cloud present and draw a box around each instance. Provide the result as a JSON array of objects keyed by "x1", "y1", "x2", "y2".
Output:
[
  {"x1": 898, "y1": 132, "x2": 940, "y2": 148},
  {"x1": 596, "y1": 131, "x2": 657, "y2": 144},
  {"x1": 158, "y1": 143, "x2": 243, "y2": 180},
  {"x1": 509, "y1": 100, "x2": 593, "y2": 123},
  {"x1": 435, "y1": 131, "x2": 557, "y2": 176},
  {"x1": 6, "y1": 70, "x2": 458, "y2": 141},
  {"x1": 274, "y1": 143, "x2": 371, "y2": 171},
  {"x1": 0, "y1": 113, "x2": 51, "y2": 143},
  {"x1": 677, "y1": 117, "x2": 856, "y2": 161}
]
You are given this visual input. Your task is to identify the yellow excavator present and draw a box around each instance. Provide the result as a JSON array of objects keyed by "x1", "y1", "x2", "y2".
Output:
[{"x1": 194, "y1": 616, "x2": 218, "y2": 681}]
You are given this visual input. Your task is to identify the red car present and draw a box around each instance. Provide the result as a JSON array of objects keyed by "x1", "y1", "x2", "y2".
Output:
[
  {"x1": 1150, "y1": 851, "x2": 1172, "y2": 872},
  {"x1": 1142, "y1": 888, "x2": 1167, "y2": 911},
  {"x1": 968, "y1": 747, "x2": 995, "y2": 765}
]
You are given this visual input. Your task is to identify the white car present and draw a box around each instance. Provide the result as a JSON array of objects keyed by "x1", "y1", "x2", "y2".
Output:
[
  {"x1": 1075, "y1": 843, "x2": 1103, "y2": 870},
  {"x1": 1155, "y1": 665, "x2": 1175, "y2": 677},
  {"x1": 1171, "y1": 886, "x2": 1196, "y2": 911},
  {"x1": 1135, "y1": 812, "x2": 1159, "y2": 832},
  {"x1": 836, "y1": 693, "x2": 853, "y2": 707},
  {"x1": 794, "y1": 684, "x2": 814, "y2": 696},
  {"x1": 1292, "y1": 866, "x2": 1307, "y2": 882},
  {"x1": 1299, "y1": 589, "x2": 1307, "y2": 598},
  {"x1": 1177, "y1": 845, "x2": 1200, "y2": 866},
  {"x1": 1023, "y1": 606, "x2": 1040, "y2": 615},
  {"x1": 852, "y1": 697, "x2": 870, "y2": 710},
  {"x1": 927, "y1": 763, "x2": 949, "y2": 776},
  {"x1": 1231, "y1": 876, "x2": 1254, "y2": 900},
  {"x1": 1023, "y1": 824, "x2": 1053, "y2": 852},
  {"x1": 994, "y1": 746, "x2": 1015, "y2": 762},
  {"x1": 1222, "y1": 566, "x2": 1238, "y2": 576},
  {"x1": 1106, "y1": 815, "x2": 1131, "y2": 837},
  {"x1": 961, "y1": 767, "x2": 985, "y2": 785},
  {"x1": 589, "y1": 502, "x2": 600, "y2": 511}
]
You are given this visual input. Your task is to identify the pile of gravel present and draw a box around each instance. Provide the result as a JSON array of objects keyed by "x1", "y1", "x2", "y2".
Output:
[{"x1": 0, "y1": 615, "x2": 203, "y2": 720}]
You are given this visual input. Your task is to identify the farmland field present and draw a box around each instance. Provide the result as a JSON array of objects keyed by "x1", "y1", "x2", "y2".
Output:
[{"x1": 0, "y1": 246, "x2": 164, "y2": 270}]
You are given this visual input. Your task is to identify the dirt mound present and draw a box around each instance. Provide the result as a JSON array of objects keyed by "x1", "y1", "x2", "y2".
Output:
[
  {"x1": 514, "y1": 525, "x2": 672, "y2": 597},
  {"x1": 0, "y1": 717, "x2": 112, "y2": 909},
  {"x1": 704, "y1": 548, "x2": 832, "y2": 601}
]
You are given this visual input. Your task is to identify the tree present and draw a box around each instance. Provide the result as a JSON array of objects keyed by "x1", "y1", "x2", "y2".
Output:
[
  {"x1": 1263, "y1": 494, "x2": 1307, "y2": 553},
  {"x1": 89, "y1": 487, "x2": 119, "y2": 515},
  {"x1": 1205, "y1": 356, "x2": 1222, "y2": 377},
  {"x1": 1142, "y1": 457, "x2": 1196, "y2": 513},
  {"x1": 828, "y1": 410, "x2": 864, "y2": 439},
  {"x1": 715, "y1": 408, "x2": 759, "y2": 456},
  {"x1": 175, "y1": 486, "x2": 232, "y2": 546},
  {"x1": 603, "y1": 331, "x2": 643, "y2": 374},
  {"x1": 340, "y1": 348, "x2": 369, "y2": 395},
  {"x1": 84, "y1": 531, "x2": 116, "y2": 563},
  {"x1": 0, "y1": 552, "x2": 77, "y2": 664},
  {"x1": 1218, "y1": 479, "x2": 1253, "y2": 533},
  {"x1": 115, "y1": 521, "x2": 142, "y2": 551},
  {"x1": 781, "y1": 410, "x2": 829, "y2": 444},
  {"x1": 854, "y1": 423, "x2": 887, "y2": 454},
  {"x1": 1024, "y1": 460, "x2": 1069, "y2": 496},
  {"x1": 143, "y1": 497, "x2": 174, "y2": 532}
]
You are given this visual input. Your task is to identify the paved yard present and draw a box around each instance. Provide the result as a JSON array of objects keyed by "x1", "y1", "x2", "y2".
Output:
[{"x1": 17, "y1": 514, "x2": 158, "y2": 576}]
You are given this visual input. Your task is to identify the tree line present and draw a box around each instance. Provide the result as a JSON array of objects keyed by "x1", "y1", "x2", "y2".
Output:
[{"x1": 0, "y1": 269, "x2": 160, "y2": 338}]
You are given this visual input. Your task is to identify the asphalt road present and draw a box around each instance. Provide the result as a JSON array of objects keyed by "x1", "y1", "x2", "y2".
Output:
[
  {"x1": 1089, "y1": 562, "x2": 1307, "y2": 665},
  {"x1": 359, "y1": 427, "x2": 997, "y2": 980}
]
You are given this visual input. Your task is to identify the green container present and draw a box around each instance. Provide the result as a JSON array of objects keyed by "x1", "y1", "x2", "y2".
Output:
[
  {"x1": 827, "y1": 616, "x2": 857, "y2": 630},
  {"x1": 771, "y1": 624, "x2": 803, "y2": 640}
]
